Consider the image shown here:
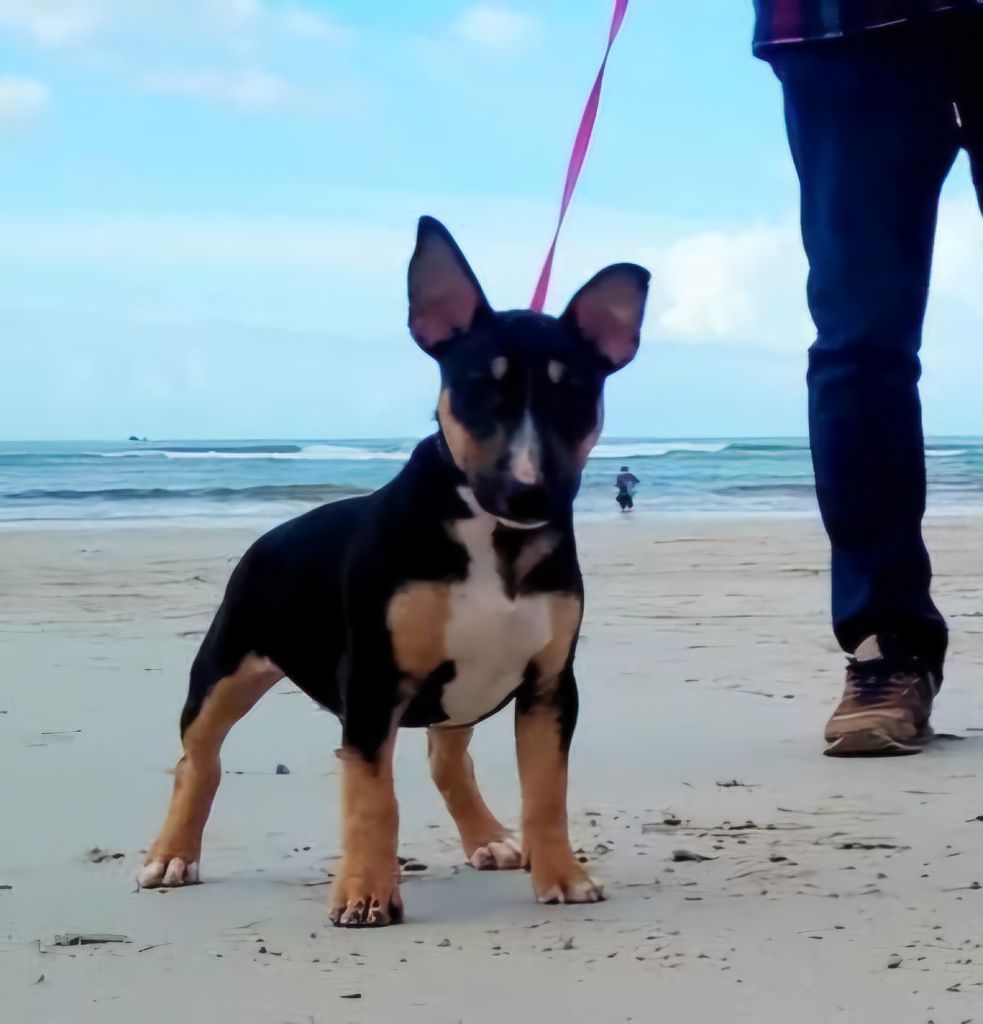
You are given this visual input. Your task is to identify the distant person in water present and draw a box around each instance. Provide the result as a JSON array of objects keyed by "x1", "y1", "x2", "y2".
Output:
[{"x1": 615, "y1": 466, "x2": 639, "y2": 512}]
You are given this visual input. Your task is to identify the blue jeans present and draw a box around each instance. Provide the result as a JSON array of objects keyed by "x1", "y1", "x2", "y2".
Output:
[{"x1": 768, "y1": 14, "x2": 983, "y2": 668}]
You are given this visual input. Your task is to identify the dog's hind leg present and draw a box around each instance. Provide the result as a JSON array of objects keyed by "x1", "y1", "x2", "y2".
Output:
[
  {"x1": 427, "y1": 727, "x2": 521, "y2": 870},
  {"x1": 138, "y1": 649, "x2": 282, "y2": 888}
]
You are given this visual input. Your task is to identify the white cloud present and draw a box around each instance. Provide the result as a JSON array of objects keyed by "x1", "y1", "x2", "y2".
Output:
[
  {"x1": 140, "y1": 68, "x2": 309, "y2": 114},
  {"x1": 0, "y1": 2, "x2": 353, "y2": 120},
  {"x1": 0, "y1": 1, "x2": 352, "y2": 117},
  {"x1": 653, "y1": 221, "x2": 812, "y2": 351},
  {"x1": 648, "y1": 193, "x2": 983, "y2": 355},
  {"x1": 0, "y1": 1, "x2": 353, "y2": 50},
  {"x1": 449, "y1": 5, "x2": 539, "y2": 53},
  {"x1": 205, "y1": 0, "x2": 261, "y2": 29},
  {"x1": 0, "y1": 75, "x2": 51, "y2": 126},
  {"x1": 200, "y1": 0, "x2": 352, "y2": 41},
  {"x1": 278, "y1": 6, "x2": 353, "y2": 43},
  {"x1": 200, "y1": 0, "x2": 261, "y2": 52},
  {"x1": 0, "y1": 215, "x2": 408, "y2": 271},
  {"x1": 0, "y1": 0, "x2": 103, "y2": 47},
  {"x1": 2, "y1": 190, "x2": 978, "y2": 352}
]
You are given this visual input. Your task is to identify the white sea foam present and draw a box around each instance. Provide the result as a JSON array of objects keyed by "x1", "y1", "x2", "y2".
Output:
[
  {"x1": 94, "y1": 440, "x2": 731, "y2": 462},
  {"x1": 589, "y1": 441, "x2": 730, "y2": 459},
  {"x1": 91, "y1": 444, "x2": 410, "y2": 462}
]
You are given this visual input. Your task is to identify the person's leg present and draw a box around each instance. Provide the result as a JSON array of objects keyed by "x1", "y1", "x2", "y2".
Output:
[{"x1": 771, "y1": 29, "x2": 959, "y2": 669}]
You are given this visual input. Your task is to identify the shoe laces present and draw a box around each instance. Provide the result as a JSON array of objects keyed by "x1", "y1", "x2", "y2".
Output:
[{"x1": 846, "y1": 653, "x2": 934, "y2": 704}]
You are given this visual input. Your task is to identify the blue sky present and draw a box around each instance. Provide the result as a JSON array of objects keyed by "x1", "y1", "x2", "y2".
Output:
[{"x1": 1, "y1": 0, "x2": 980, "y2": 440}]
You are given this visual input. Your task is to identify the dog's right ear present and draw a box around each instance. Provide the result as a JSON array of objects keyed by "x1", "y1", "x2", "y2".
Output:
[{"x1": 408, "y1": 216, "x2": 492, "y2": 353}]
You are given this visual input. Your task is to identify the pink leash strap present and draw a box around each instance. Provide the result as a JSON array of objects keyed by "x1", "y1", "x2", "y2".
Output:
[{"x1": 529, "y1": 0, "x2": 630, "y2": 312}]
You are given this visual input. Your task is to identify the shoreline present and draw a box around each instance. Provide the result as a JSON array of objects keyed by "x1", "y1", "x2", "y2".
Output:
[{"x1": 3, "y1": 504, "x2": 983, "y2": 532}]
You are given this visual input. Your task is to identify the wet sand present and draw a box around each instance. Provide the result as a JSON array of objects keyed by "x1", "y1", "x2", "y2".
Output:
[{"x1": 3, "y1": 515, "x2": 983, "y2": 1022}]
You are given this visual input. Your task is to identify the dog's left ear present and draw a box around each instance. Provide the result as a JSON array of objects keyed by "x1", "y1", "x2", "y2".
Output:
[
  {"x1": 408, "y1": 216, "x2": 492, "y2": 353},
  {"x1": 562, "y1": 264, "x2": 650, "y2": 372}
]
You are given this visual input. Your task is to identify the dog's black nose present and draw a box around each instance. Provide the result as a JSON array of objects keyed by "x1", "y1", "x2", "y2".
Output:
[{"x1": 502, "y1": 483, "x2": 551, "y2": 524}]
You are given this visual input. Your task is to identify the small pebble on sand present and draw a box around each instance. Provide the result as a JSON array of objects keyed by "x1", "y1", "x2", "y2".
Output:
[{"x1": 673, "y1": 850, "x2": 714, "y2": 863}]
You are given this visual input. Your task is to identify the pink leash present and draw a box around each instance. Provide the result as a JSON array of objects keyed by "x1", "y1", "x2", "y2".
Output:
[{"x1": 529, "y1": 0, "x2": 630, "y2": 313}]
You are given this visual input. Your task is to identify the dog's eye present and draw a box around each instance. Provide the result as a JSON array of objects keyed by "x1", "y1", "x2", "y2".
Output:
[
  {"x1": 467, "y1": 357, "x2": 508, "y2": 385},
  {"x1": 546, "y1": 361, "x2": 585, "y2": 389},
  {"x1": 550, "y1": 371, "x2": 584, "y2": 391}
]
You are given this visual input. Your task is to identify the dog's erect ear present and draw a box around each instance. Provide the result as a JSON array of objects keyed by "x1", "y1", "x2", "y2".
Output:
[
  {"x1": 562, "y1": 263, "x2": 650, "y2": 371},
  {"x1": 408, "y1": 216, "x2": 492, "y2": 352}
]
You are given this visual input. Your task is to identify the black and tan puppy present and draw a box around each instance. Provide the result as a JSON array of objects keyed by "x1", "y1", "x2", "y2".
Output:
[{"x1": 139, "y1": 217, "x2": 649, "y2": 926}]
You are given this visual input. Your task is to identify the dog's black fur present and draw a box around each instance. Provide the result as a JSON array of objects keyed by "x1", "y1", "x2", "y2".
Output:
[{"x1": 141, "y1": 217, "x2": 649, "y2": 926}]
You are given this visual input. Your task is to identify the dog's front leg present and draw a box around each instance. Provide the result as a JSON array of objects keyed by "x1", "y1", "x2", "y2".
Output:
[
  {"x1": 515, "y1": 664, "x2": 604, "y2": 905},
  {"x1": 330, "y1": 703, "x2": 403, "y2": 928}
]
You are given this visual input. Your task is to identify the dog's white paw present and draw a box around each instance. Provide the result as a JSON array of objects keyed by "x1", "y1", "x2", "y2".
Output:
[
  {"x1": 138, "y1": 857, "x2": 200, "y2": 889},
  {"x1": 536, "y1": 875, "x2": 604, "y2": 904},
  {"x1": 468, "y1": 837, "x2": 522, "y2": 871}
]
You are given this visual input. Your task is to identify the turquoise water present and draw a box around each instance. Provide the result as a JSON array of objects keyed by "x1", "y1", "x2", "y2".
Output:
[{"x1": 1, "y1": 437, "x2": 981, "y2": 526}]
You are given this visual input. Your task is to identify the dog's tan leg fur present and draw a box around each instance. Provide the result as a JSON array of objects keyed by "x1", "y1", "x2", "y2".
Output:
[
  {"x1": 428, "y1": 727, "x2": 521, "y2": 870},
  {"x1": 330, "y1": 733, "x2": 403, "y2": 927},
  {"x1": 139, "y1": 654, "x2": 282, "y2": 888},
  {"x1": 516, "y1": 594, "x2": 602, "y2": 904},
  {"x1": 516, "y1": 705, "x2": 602, "y2": 903}
]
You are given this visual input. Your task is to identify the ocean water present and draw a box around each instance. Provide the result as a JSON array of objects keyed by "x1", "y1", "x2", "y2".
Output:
[{"x1": 1, "y1": 437, "x2": 982, "y2": 527}]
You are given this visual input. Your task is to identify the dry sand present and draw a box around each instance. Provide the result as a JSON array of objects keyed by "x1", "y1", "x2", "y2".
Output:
[{"x1": 3, "y1": 514, "x2": 983, "y2": 1023}]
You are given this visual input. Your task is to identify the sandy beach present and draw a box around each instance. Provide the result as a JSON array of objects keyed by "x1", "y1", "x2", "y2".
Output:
[{"x1": 3, "y1": 513, "x2": 983, "y2": 1023}]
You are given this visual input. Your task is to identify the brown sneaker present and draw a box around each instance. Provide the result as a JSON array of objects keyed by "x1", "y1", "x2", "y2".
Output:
[{"x1": 824, "y1": 636, "x2": 939, "y2": 757}]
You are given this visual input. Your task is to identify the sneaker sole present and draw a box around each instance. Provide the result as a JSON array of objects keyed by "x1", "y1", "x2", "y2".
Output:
[{"x1": 824, "y1": 727, "x2": 928, "y2": 758}]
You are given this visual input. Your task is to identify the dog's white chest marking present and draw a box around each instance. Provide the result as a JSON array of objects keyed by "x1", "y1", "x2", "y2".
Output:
[{"x1": 438, "y1": 497, "x2": 552, "y2": 727}]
